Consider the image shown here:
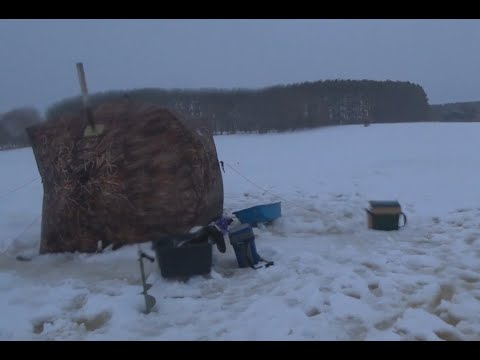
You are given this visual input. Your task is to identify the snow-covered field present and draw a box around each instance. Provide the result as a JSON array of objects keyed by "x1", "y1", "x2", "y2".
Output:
[{"x1": 1, "y1": 122, "x2": 480, "y2": 340}]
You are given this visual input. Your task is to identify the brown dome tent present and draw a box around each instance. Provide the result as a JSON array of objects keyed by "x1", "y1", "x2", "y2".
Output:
[{"x1": 26, "y1": 99, "x2": 224, "y2": 254}]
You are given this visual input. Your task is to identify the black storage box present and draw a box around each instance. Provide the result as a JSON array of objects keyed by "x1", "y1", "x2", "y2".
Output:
[
  {"x1": 152, "y1": 234, "x2": 212, "y2": 278},
  {"x1": 366, "y1": 201, "x2": 407, "y2": 231}
]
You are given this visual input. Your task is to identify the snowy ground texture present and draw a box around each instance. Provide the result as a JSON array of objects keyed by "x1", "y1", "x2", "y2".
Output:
[{"x1": 1, "y1": 122, "x2": 480, "y2": 341}]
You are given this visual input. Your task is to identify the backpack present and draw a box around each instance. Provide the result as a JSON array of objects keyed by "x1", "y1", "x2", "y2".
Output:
[{"x1": 228, "y1": 224, "x2": 274, "y2": 269}]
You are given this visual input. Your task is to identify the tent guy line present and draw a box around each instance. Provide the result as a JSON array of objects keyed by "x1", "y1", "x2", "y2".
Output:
[
  {"x1": 224, "y1": 161, "x2": 321, "y2": 215},
  {"x1": 0, "y1": 176, "x2": 41, "y2": 201}
]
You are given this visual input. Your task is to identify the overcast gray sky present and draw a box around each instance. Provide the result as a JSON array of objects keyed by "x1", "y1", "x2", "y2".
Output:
[{"x1": 1, "y1": 19, "x2": 480, "y2": 114}]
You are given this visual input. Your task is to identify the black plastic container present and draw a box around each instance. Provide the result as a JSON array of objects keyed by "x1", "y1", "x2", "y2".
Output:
[{"x1": 152, "y1": 234, "x2": 212, "y2": 278}]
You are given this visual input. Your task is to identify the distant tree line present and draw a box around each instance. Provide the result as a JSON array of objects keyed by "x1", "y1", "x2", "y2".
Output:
[
  {"x1": 430, "y1": 101, "x2": 480, "y2": 122},
  {"x1": 0, "y1": 107, "x2": 43, "y2": 150},
  {"x1": 46, "y1": 80, "x2": 430, "y2": 134}
]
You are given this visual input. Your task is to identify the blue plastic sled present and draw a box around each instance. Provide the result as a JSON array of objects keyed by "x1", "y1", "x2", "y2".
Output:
[{"x1": 232, "y1": 202, "x2": 282, "y2": 227}]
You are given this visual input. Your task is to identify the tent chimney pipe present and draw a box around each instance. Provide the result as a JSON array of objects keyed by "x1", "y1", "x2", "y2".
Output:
[{"x1": 76, "y1": 62, "x2": 95, "y2": 129}]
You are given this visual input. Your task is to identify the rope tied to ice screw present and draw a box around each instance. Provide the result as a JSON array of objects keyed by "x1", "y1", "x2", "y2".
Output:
[
  {"x1": 0, "y1": 214, "x2": 41, "y2": 256},
  {"x1": 0, "y1": 175, "x2": 42, "y2": 256}
]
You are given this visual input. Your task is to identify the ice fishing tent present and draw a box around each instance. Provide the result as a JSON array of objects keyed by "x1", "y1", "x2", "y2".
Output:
[{"x1": 26, "y1": 99, "x2": 224, "y2": 254}]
